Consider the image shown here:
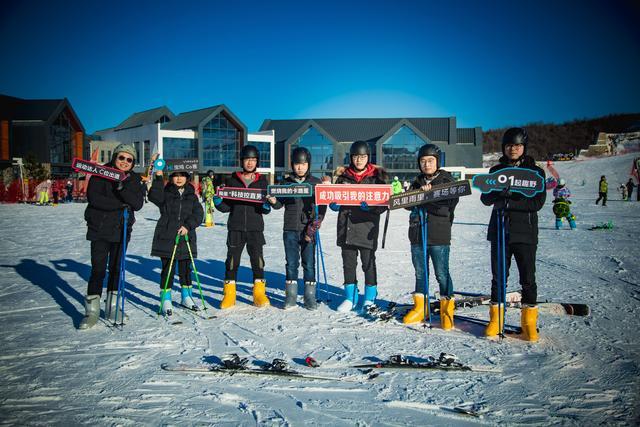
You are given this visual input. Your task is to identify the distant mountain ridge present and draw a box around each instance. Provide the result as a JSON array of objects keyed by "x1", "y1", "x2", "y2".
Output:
[{"x1": 483, "y1": 113, "x2": 640, "y2": 159}]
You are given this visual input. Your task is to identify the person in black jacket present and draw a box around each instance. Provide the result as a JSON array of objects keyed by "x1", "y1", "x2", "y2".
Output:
[
  {"x1": 214, "y1": 145, "x2": 276, "y2": 309},
  {"x1": 148, "y1": 168, "x2": 204, "y2": 315},
  {"x1": 402, "y1": 144, "x2": 459, "y2": 329},
  {"x1": 271, "y1": 146, "x2": 327, "y2": 310},
  {"x1": 329, "y1": 140, "x2": 388, "y2": 312},
  {"x1": 79, "y1": 144, "x2": 144, "y2": 329},
  {"x1": 480, "y1": 127, "x2": 546, "y2": 342}
]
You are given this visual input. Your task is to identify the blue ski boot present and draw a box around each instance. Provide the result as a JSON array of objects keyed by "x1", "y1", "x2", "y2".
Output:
[
  {"x1": 337, "y1": 284, "x2": 358, "y2": 312},
  {"x1": 160, "y1": 290, "x2": 173, "y2": 316},
  {"x1": 555, "y1": 218, "x2": 562, "y2": 230},
  {"x1": 569, "y1": 215, "x2": 577, "y2": 230},
  {"x1": 361, "y1": 285, "x2": 378, "y2": 310},
  {"x1": 181, "y1": 286, "x2": 198, "y2": 310}
]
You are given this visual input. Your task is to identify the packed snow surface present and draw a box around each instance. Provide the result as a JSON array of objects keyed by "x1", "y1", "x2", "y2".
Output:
[{"x1": 0, "y1": 154, "x2": 639, "y2": 425}]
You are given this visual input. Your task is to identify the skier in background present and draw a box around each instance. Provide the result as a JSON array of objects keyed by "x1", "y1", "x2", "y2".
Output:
[
  {"x1": 625, "y1": 178, "x2": 635, "y2": 201},
  {"x1": 35, "y1": 179, "x2": 51, "y2": 205},
  {"x1": 595, "y1": 175, "x2": 608, "y2": 206},
  {"x1": 552, "y1": 178, "x2": 576, "y2": 229},
  {"x1": 392, "y1": 176, "x2": 403, "y2": 194}
]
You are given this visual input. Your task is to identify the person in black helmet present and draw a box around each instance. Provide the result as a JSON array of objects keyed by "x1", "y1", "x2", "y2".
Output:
[
  {"x1": 330, "y1": 140, "x2": 388, "y2": 312},
  {"x1": 480, "y1": 127, "x2": 546, "y2": 342},
  {"x1": 149, "y1": 167, "x2": 204, "y2": 315},
  {"x1": 402, "y1": 144, "x2": 459, "y2": 330},
  {"x1": 213, "y1": 145, "x2": 276, "y2": 309},
  {"x1": 271, "y1": 146, "x2": 327, "y2": 310}
]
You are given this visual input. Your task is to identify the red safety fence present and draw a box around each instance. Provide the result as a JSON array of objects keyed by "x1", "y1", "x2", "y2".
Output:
[{"x1": 0, "y1": 178, "x2": 88, "y2": 203}]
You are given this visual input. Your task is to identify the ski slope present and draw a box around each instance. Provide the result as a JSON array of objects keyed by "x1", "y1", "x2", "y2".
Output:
[{"x1": 0, "y1": 153, "x2": 638, "y2": 425}]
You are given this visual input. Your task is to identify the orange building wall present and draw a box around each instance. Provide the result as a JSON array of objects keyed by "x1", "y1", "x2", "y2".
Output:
[{"x1": 1, "y1": 120, "x2": 9, "y2": 160}]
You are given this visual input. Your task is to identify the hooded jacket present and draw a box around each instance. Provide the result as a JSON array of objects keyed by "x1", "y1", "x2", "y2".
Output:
[{"x1": 148, "y1": 176, "x2": 204, "y2": 259}]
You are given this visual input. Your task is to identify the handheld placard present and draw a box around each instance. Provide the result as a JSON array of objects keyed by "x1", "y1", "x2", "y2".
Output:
[
  {"x1": 154, "y1": 158, "x2": 166, "y2": 170},
  {"x1": 472, "y1": 167, "x2": 544, "y2": 197}
]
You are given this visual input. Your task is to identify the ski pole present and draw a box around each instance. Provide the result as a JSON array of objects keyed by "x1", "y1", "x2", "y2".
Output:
[
  {"x1": 184, "y1": 233, "x2": 208, "y2": 313},
  {"x1": 158, "y1": 233, "x2": 181, "y2": 315},
  {"x1": 115, "y1": 208, "x2": 129, "y2": 327},
  {"x1": 496, "y1": 208, "x2": 506, "y2": 338},
  {"x1": 315, "y1": 205, "x2": 329, "y2": 302},
  {"x1": 419, "y1": 209, "x2": 432, "y2": 327},
  {"x1": 500, "y1": 208, "x2": 508, "y2": 338}
]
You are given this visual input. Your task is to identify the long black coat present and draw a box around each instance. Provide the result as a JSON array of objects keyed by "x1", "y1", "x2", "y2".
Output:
[
  {"x1": 334, "y1": 165, "x2": 388, "y2": 250},
  {"x1": 272, "y1": 175, "x2": 327, "y2": 231},
  {"x1": 408, "y1": 170, "x2": 459, "y2": 246},
  {"x1": 148, "y1": 176, "x2": 204, "y2": 260},
  {"x1": 84, "y1": 166, "x2": 144, "y2": 242},
  {"x1": 480, "y1": 155, "x2": 546, "y2": 245},
  {"x1": 214, "y1": 172, "x2": 270, "y2": 232}
]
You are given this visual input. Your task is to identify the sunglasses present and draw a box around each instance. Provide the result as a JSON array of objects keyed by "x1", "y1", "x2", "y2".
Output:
[{"x1": 117, "y1": 155, "x2": 134, "y2": 163}]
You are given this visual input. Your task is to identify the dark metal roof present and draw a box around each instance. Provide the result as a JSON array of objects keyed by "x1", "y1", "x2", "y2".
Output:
[
  {"x1": 114, "y1": 106, "x2": 174, "y2": 131},
  {"x1": 0, "y1": 94, "x2": 64, "y2": 121},
  {"x1": 260, "y1": 117, "x2": 453, "y2": 144},
  {"x1": 456, "y1": 128, "x2": 476, "y2": 144},
  {"x1": 0, "y1": 94, "x2": 85, "y2": 132},
  {"x1": 161, "y1": 105, "x2": 223, "y2": 130}
]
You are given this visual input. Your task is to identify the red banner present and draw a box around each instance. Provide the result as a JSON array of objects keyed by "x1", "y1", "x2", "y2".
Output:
[{"x1": 314, "y1": 184, "x2": 392, "y2": 206}]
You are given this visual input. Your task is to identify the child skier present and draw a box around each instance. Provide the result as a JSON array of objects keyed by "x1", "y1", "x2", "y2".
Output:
[
  {"x1": 214, "y1": 145, "x2": 276, "y2": 308},
  {"x1": 552, "y1": 178, "x2": 576, "y2": 229},
  {"x1": 480, "y1": 128, "x2": 546, "y2": 342},
  {"x1": 148, "y1": 168, "x2": 204, "y2": 315},
  {"x1": 402, "y1": 144, "x2": 459, "y2": 329},
  {"x1": 79, "y1": 144, "x2": 144, "y2": 329},
  {"x1": 271, "y1": 146, "x2": 327, "y2": 310},
  {"x1": 330, "y1": 140, "x2": 388, "y2": 312}
]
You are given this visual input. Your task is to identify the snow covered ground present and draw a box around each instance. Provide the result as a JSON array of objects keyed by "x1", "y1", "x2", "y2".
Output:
[{"x1": 0, "y1": 154, "x2": 639, "y2": 425}]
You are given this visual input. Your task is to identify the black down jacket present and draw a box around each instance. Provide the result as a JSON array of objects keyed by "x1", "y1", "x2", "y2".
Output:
[
  {"x1": 214, "y1": 172, "x2": 270, "y2": 232},
  {"x1": 408, "y1": 170, "x2": 459, "y2": 246},
  {"x1": 480, "y1": 155, "x2": 546, "y2": 244},
  {"x1": 334, "y1": 164, "x2": 388, "y2": 250},
  {"x1": 272, "y1": 174, "x2": 327, "y2": 231},
  {"x1": 84, "y1": 167, "x2": 144, "y2": 242},
  {"x1": 148, "y1": 176, "x2": 204, "y2": 260}
]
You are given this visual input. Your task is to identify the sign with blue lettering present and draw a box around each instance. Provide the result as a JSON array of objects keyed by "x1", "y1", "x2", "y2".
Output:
[{"x1": 472, "y1": 167, "x2": 544, "y2": 197}]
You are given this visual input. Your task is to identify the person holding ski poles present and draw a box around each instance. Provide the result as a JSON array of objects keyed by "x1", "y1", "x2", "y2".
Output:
[
  {"x1": 214, "y1": 145, "x2": 276, "y2": 309},
  {"x1": 402, "y1": 144, "x2": 459, "y2": 329},
  {"x1": 552, "y1": 178, "x2": 576, "y2": 229},
  {"x1": 330, "y1": 140, "x2": 388, "y2": 312},
  {"x1": 270, "y1": 146, "x2": 327, "y2": 310},
  {"x1": 480, "y1": 128, "x2": 546, "y2": 342},
  {"x1": 148, "y1": 168, "x2": 204, "y2": 316},
  {"x1": 79, "y1": 144, "x2": 144, "y2": 329}
]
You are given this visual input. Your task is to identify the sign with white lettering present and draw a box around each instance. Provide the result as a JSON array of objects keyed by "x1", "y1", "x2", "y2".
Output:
[
  {"x1": 267, "y1": 183, "x2": 313, "y2": 197},
  {"x1": 389, "y1": 180, "x2": 472, "y2": 210},
  {"x1": 472, "y1": 167, "x2": 544, "y2": 197},
  {"x1": 71, "y1": 158, "x2": 126, "y2": 181},
  {"x1": 314, "y1": 184, "x2": 392, "y2": 206},
  {"x1": 217, "y1": 186, "x2": 266, "y2": 203}
]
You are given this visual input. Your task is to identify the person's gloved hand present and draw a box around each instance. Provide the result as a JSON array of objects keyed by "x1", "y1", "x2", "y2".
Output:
[
  {"x1": 262, "y1": 202, "x2": 272, "y2": 212},
  {"x1": 329, "y1": 202, "x2": 340, "y2": 212},
  {"x1": 115, "y1": 180, "x2": 125, "y2": 191},
  {"x1": 360, "y1": 201, "x2": 369, "y2": 212},
  {"x1": 304, "y1": 219, "x2": 322, "y2": 242},
  {"x1": 213, "y1": 196, "x2": 223, "y2": 206}
]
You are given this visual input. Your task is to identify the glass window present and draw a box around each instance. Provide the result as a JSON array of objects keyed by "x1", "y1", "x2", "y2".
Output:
[
  {"x1": 133, "y1": 141, "x2": 141, "y2": 165},
  {"x1": 144, "y1": 140, "x2": 150, "y2": 166},
  {"x1": 163, "y1": 137, "x2": 198, "y2": 159},
  {"x1": 291, "y1": 126, "x2": 333, "y2": 173},
  {"x1": 251, "y1": 141, "x2": 271, "y2": 167},
  {"x1": 201, "y1": 112, "x2": 241, "y2": 167},
  {"x1": 49, "y1": 111, "x2": 73, "y2": 164},
  {"x1": 382, "y1": 125, "x2": 428, "y2": 170}
]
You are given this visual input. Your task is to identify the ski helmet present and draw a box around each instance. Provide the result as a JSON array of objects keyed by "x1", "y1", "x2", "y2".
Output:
[
  {"x1": 558, "y1": 178, "x2": 566, "y2": 187},
  {"x1": 349, "y1": 140, "x2": 371, "y2": 158},
  {"x1": 290, "y1": 146, "x2": 312, "y2": 170},
  {"x1": 501, "y1": 127, "x2": 528, "y2": 155},
  {"x1": 169, "y1": 170, "x2": 190, "y2": 179},
  {"x1": 206, "y1": 169, "x2": 215, "y2": 177},
  {"x1": 240, "y1": 145, "x2": 260, "y2": 167},
  {"x1": 417, "y1": 144, "x2": 441, "y2": 169}
]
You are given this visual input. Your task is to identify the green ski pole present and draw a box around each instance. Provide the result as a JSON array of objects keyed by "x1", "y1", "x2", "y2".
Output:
[
  {"x1": 184, "y1": 234, "x2": 209, "y2": 314},
  {"x1": 158, "y1": 234, "x2": 181, "y2": 315}
]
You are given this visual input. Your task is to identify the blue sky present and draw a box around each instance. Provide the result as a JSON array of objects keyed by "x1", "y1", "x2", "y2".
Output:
[{"x1": 1, "y1": 0, "x2": 638, "y2": 133}]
